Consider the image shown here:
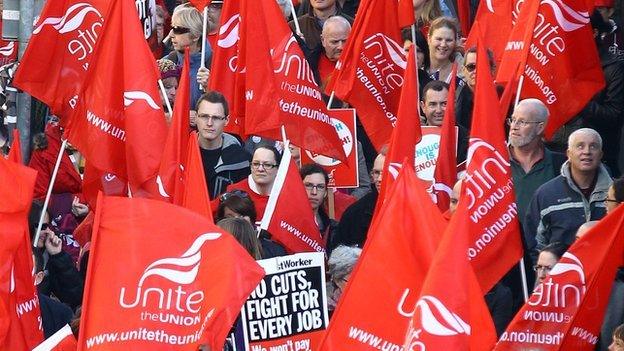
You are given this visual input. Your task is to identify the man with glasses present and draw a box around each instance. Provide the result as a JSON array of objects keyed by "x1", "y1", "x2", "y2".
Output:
[
  {"x1": 455, "y1": 46, "x2": 496, "y2": 131},
  {"x1": 196, "y1": 91, "x2": 250, "y2": 200},
  {"x1": 300, "y1": 163, "x2": 337, "y2": 252}
]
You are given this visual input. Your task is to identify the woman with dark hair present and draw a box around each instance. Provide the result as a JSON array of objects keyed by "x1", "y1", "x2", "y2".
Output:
[
  {"x1": 533, "y1": 242, "x2": 569, "y2": 287},
  {"x1": 606, "y1": 176, "x2": 624, "y2": 214},
  {"x1": 217, "y1": 218, "x2": 263, "y2": 260}
]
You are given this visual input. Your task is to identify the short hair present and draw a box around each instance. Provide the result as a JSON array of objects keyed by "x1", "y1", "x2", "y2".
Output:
[
  {"x1": 567, "y1": 128, "x2": 603, "y2": 150},
  {"x1": 300, "y1": 163, "x2": 329, "y2": 185},
  {"x1": 33, "y1": 247, "x2": 45, "y2": 273},
  {"x1": 464, "y1": 46, "x2": 496, "y2": 72},
  {"x1": 253, "y1": 143, "x2": 282, "y2": 166},
  {"x1": 323, "y1": 15, "x2": 351, "y2": 34},
  {"x1": 516, "y1": 98, "x2": 549, "y2": 123},
  {"x1": 217, "y1": 218, "x2": 263, "y2": 260},
  {"x1": 328, "y1": 245, "x2": 362, "y2": 282},
  {"x1": 172, "y1": 4, "x2": 203, "y2": 42},
  {"x1": 428, "y1": 17, "x2": 459, "y2": 39},
  {"x1": 422, "y1": 80, "x2": 449, "y2": 101},
  {"x1": 614, "y1": 324, "x2": 624, "y2": 342},
  {"x1": 612, "y1": 176, "x2": 624, "y2": 202},
  {"x1": 539, "y1": 242, "x2": 569, "y2": 261},
  {"x1": 196, "y1": 91, "x2": 229, "y2": 117},
  {"x1": 217, "y1": 193, "x2": 257, "y2": 224}
]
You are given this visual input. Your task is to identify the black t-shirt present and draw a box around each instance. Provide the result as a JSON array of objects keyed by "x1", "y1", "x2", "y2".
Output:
[{"x1": 200, "y1": 147, "x2": 221, "y2": 194}]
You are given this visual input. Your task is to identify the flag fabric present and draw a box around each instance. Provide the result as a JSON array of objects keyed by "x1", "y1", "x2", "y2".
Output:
[
  {"x1": 65, "y1": 0, "x2": 168, "y2": 199},
  {"x1": 494, "y1": 204, "x2": 624, "y2": 350},
  {"x1": 8, "y1": 129, "x2": 21, "y2": 164},
  {"x1": 81, "y1": 161, "x2": 127, "y2": 209},
  {"x1": 158, "y1": 48, "x2": 191, "y2": 203},
  {"x1": 0, "y1": 157, "x2": 43, "y2": 351},
  {"x1": 464, "y1": 0, "x2": 514, "y2": 65},
  {"x1": 181, "y1": 132, "x2": 214, "y2": 222},
  {"x1": 318, "y1": 162, "x2": 445, "y2": 351},
  {"x1": 496, "y1": 0, "x2": 605, "y2": 138},
  {"x1": 457, "y1": 0, "x2": 472, "y2": 37},
  {"x1": 328, "y1": 0, "x2": 406, "y2": 151},
  {"x1": 188, "y1": 0, "x2": 211, "y2": 11},
  {"x1": 238, "y1": 0, "x2": 346, "y2": 161},
  {"x1": 498, "y1": 62, "x2": 521, "y2": 119},
  {"x1": 12, "y1": 0, "x2": 112, "y2": 120},
  {"x1": 207, "y1": 0, "x2": 243, "y2": 135},
  {"x1": 33, "y1": 324, "x2": 77, "y2": 351},
  {"x1": 259, "y1": 145, "x2": 324, "y2": 253},
  {"x1": 464, "y1": 39, "x2": 523, "y2": 292},
  {"x1": 397, "y1": 0, "x2": 416, "y2": 29},
  {"x1": 378, "y1": 44, "x2": 421, "y2": 202},
  {"x1": 77, "y1": 195, "x2": 265, "y2": 350},
  {"x1": 404, "y1": 186, "x2": 497, "y2": 350},
  {"x1": 432, "y1": 65, "x2": 458, "y2": 212}
]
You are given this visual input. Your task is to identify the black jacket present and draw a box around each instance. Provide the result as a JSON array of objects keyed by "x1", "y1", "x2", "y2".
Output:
[
  {"x1": 332, "y1": 190, "x2": 377, "y2": 251},
  {"x1": 39, "y1": 293, "x2": 74, "y2": 339},
  {"x1": 41, "y1": 251, "x2": 84, "y2": 311}
]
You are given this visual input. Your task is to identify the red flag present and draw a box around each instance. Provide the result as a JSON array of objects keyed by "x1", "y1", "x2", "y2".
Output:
[
  {"x1": 81, "y1": 161, "x2": 128, "y2": 209},
  {"x1": 181, "y1": 132, "x2": 214, "y2": 222},
  {"x1": 403, "y1": 189, "x2": 497, "y2": 350},
  {"x1": 432, "y1": 65, "x2": 458, "y2": 212},
  {"x1": 12, "y1": 0, "x2": 111, "y2": 121},
  {"x1": 494, "y1": 204, "x2": 624, "y2": 350},
  {"x1": 33, "y1": 325, "x2": 77, "y2": 351},
  {"x1": 0, "y1": 157, "x2": 43, "y2": 351},
  {"x1": 464, "y1": 38, "x2": 524, "y2": 292},
  {"x1": 378, "y1": 45, "x2": 421, "y2": 202},
  {"x1": 464, "y1": 0, "x2": 514, "y2": 66},
  {"x1": 8, "y1": 129, "x2": 21, "y2": 164},
  {"x1": 0, "y1": 21, "x2": 18, "y2": 67},
  {"x1": 188, "y1": 0, "x2": 211, "y2": 11},
  {"x1": 397, "y1": 0, "x2": 415, "y2": 28},
  {"x1": 259, "y1": 145, "x2": 324, "y2": 253},
  {"x1": 318, "y1": 162, "x2": 445, "y2": 351},
  {"x1": 65, "y1": 0, "x2": 168, "y2": 198},
  {"x1": 207, "y1": 0, "x2": 243, "y2": 135},
  {"x1": 77, "y1": 195, "x2": 264, "y2": 350},
  {"x1": 457, "y1": 0, "x2": 472, "y2": 37},
  {"x1": 496, "y1": 0, "x2": 605, "y2": 138},
  {"x1": 238, "y1": 0, "x2": 347, "y2": 161},
  {"x1": 498, "y1": 62, "x2": 521, "y2": 119},
  {"x1": 328, "y1": 0, "x2": 406, "y2": 151},
  {"x1": 158, "y1": 49, "x2": 191, "y2": 203}
]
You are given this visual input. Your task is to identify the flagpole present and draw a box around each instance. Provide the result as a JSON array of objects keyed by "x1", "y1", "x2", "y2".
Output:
[
  {"x1": 158, "y1": 79, "x2": 174, "y2": 116},
  {"x1": 33, "y1": 139, "x2": 68, "y2": 248},
  {"x1": 326, "y1": 91, "x2": 335, "y2": 109},
  {"x1": 514, "y1": 75, "x2": 524, "y2": 108},
  {"x1": 410, "y1": 24, "x2": 417, "y2": 48},
  {"x1": 519, "y1": 257, "x2": 530, "y2": 301},
  {"x1": 287, "y1": 0, "x2": 302, "y2": 37},
  {"x1": 201, "y1": 6, "x2": 208, "y2": 71}
]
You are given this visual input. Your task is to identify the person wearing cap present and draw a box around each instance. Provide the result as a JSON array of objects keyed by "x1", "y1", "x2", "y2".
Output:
[{"x1": 157, "y1": 58, "x2": 181, "y2": 121}]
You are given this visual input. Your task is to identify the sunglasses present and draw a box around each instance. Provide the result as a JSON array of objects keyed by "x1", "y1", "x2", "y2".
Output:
[
  {"x1": 171, "y1": 26, "x2": 191, "y2": 35},
  {"x1": 219, "y1": 190, "x2": 250, "y2": 203},
  {"x1": 464, "y1": 63, "x2": 477, "y2": 72},
  {"x1": 41, "y1": 223, "x2": 50, "y2": 231}
]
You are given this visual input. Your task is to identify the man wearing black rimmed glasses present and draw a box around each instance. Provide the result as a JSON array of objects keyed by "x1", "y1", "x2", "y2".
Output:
[{"x1": 196, "y1": 91, "x2": 250, "y2": 200}]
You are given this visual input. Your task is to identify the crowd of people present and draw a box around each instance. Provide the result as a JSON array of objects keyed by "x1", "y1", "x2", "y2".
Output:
[{"x1": 2, "y1": 0, "x2": 624, "y2": 350}]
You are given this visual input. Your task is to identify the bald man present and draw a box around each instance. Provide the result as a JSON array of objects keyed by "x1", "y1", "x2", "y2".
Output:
[{"x1": 307, "y1": 16, "x2": 351, "y2": 89}]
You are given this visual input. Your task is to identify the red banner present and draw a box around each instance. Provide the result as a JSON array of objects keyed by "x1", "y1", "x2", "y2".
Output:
[
  {"x1": 78, "y1": 195, "x2": 264, "y2": 350},
  {"x1": 465, "y1": 0, "x2": 514, "y2": 65},
  {"x1": 33, "y1": 325, "x2": 77, "y2": 351}
]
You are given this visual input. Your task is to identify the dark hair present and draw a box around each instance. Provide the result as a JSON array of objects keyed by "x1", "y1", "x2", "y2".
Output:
[
  {"x1": 33, "y1": 247, "x2": 45, "y2": 273},
  {"x1": 196, "y1": 90, "x2": 229, "y2": 117},
  {"x1": 464, "y1": 46, "x2": 496, "y2": 72},
  {"x1": 300, "y1": 163, "x2": 329, "y2": 185},
  {"x1": 217, "y1": 194, "x2": 257, "y2": 224},
  {"x1": 401, "y1": 28, "x2": 430, "y2": 69},
  {"x1": 217, "y1": 218, "x2": 263, "y2": 260},
  {"x1": 28, "y1": 201, "x2": 45, "y2": 242},
  {"x1": 253, "y1": 143, "x2": 282, "y2": 166},
  {"x1": 422, "y1": 80, "x2": 449, "y2": 101},
  {"x1": 612, "y1": 176, "x2": 624, "y2": 202},
  {"x1": 540, "y1": 242, "x2": 569, "y2": 261}
]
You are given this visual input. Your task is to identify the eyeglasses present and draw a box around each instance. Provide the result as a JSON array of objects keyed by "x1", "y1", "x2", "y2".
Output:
[
  {"x1": 171, "y1": 26, "x2": 191, "y2": 35},
  {"x1": 370, "y1": 170, "x2": 382, "y2": 178},
  {"x1": 219, "y1": 190, "x2": 250, "y2": 203},
  {"x1": 506, "y1": 118, "x2": 544, "y2": 127},
  {"x1": 40, "y1": 223, "x2": 50, "y2": 231},
  {"x1": 605, "y1": 198, "x2": 621, "y2": 204},
  {"x1": 251, "y1": 162, "x2": 278, "y2": 170},
  {"x1": 197, "y1": 114, "x2": 228, "y2": 123},
  {"x1": 533, "y1": 265, "x2": 553, "y2": 273},
  {"x1": 304, "y1": 183, "x2": 327, "y2": 192},
  {"x1": 464, "y1": 63, "x2": 476, "y2": 72},
  {"x1": 208, "y1": 3, "x2": 223, "y2": 11}
]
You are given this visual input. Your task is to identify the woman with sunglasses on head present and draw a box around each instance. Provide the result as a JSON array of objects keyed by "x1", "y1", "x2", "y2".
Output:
[{"x1": 163, "y1": 3, "x2": 212, "y2": 108}]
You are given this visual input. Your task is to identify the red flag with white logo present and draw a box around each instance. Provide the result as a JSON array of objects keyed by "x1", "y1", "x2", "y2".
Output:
[
  {"x1": 318, "y1": 162, "x2": 445, "y2": 351},
  {"x1": 33, "y1": 324, "x2": 77, "y2": 351},
  {"x1": 238, "y1": 0, "x2": 346, "y2": 161},
  {"x1": 0, "y1": 157, "x2": 43, "y2": 351},
  {"x1": 378, "y1": 45, "x2": 421, "y2": 202},
  {"x1": 328, "y1": 0, "x2": 406, "y2": 151},
  {"x1": 432, "y1": 65, "x2": 458, "y2": 212},
  {"x1": 465, "y1": 0, "x2": 514, "y2": 65},
  {"x1": 465, "y1": 39, "x2": 524, "y2": 292},
  {"x1": 12, "y1": 0, "x2": 111, "y2": 121},
  {"x1": 207, "y1": 0, "x2": 243, "y2": 135},
  {"x1": 403, "y1": 188, "x2": 497, "y2": 350},
  {"x1": 259, "y1": 145, "x2": 324, "y2": 253},
  {"x1": 496, "y1": 0, "x2": 605, "y2": 138},
  {"x1": 0, "y1": 21, "x2": 18, "y2": 67},
  {"x1": 81, "y1": 161, "x2": 127, "y2": 209},
  {"x1": 77, "y1": 195, "x2": 264, "y2": 351},
  {"x1": 159, "y1": 49, "x2": 191, "y2": 204},
  {"x1": 494, "y1": 204, "x2": 624, "y2": 351},
  {"x1": 65, "y1": 0, "x2": 168, "y2": 199},
  {"x1": 181, "y1": 132, "x2": 214, "y2": 222}
]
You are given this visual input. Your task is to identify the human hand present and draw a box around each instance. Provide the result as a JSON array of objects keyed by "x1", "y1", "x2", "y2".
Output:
[
  {"x1": 197, "y1": 66, "x2": 210, "y2": 90},
  {"x1": 72, "y1": 196, "x2": 89, "y2": 217},
  {"x1": 45, "y1": 232, "x2": 63, "y2": 256}
]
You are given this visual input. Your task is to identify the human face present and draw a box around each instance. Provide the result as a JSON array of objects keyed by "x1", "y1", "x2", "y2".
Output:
[
  {"x1": 251, "y1": 148, "x2": 279, "y2": 187},
  {"x1": 463, "y1": 52, "x2": 477, "y2": 90},
  {"x1": 605, "y1": 186, "x2": 621, "y2": 214},
  {"x1": 196, "y1": 101, "x2": 228, "y2": 144},
  {"x1": 566, "y1": 132, "x2": 603, "y2": 174},
  {"x1": 161, "y1": 77, "x2": 178, "y2": 107},
  {"x1": 311, "y1": 0, "x2": 336, "y2": 11},
  {"x1": 508, "y1": 105, "x2": 543, "y2": 148},
  {"x1": 428, "y1": 27, "x2": 456, "y2": 63},
  {"x1": 421, "y1": 88, "x2": 448, "y2": 126},
  {"x1": 535, "y1": 251, "x2": 558, "y2": 285},
  {"x1": 322, "y1": 24, "x2": 350, "y2": 61},
  {"x1": 449, "y1": 180, "x2": 461, "y2": 215},
  {"x1": 222, "y1": 206, "x2": 252, "y2": 224},
  {"x1": 609, "y1": 336, "x2": 624, "y2": 351},
  {"x1": 371, "y1": 154, "x2": 385, "y2": 192},
  {"x1": 169, "y1": 14, "x2": 196, "y2": 52},
  {"x1": 207, "y1": 3, "x2": 222, "y2": 33},
  {"x1": 303, "y1": 173, "x2": 327, "y2": 212}
]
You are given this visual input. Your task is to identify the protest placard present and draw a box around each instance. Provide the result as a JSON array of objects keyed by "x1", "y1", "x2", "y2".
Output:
[{"x1": 415, "y1": 126, "x2": 457, "y2": 182}]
